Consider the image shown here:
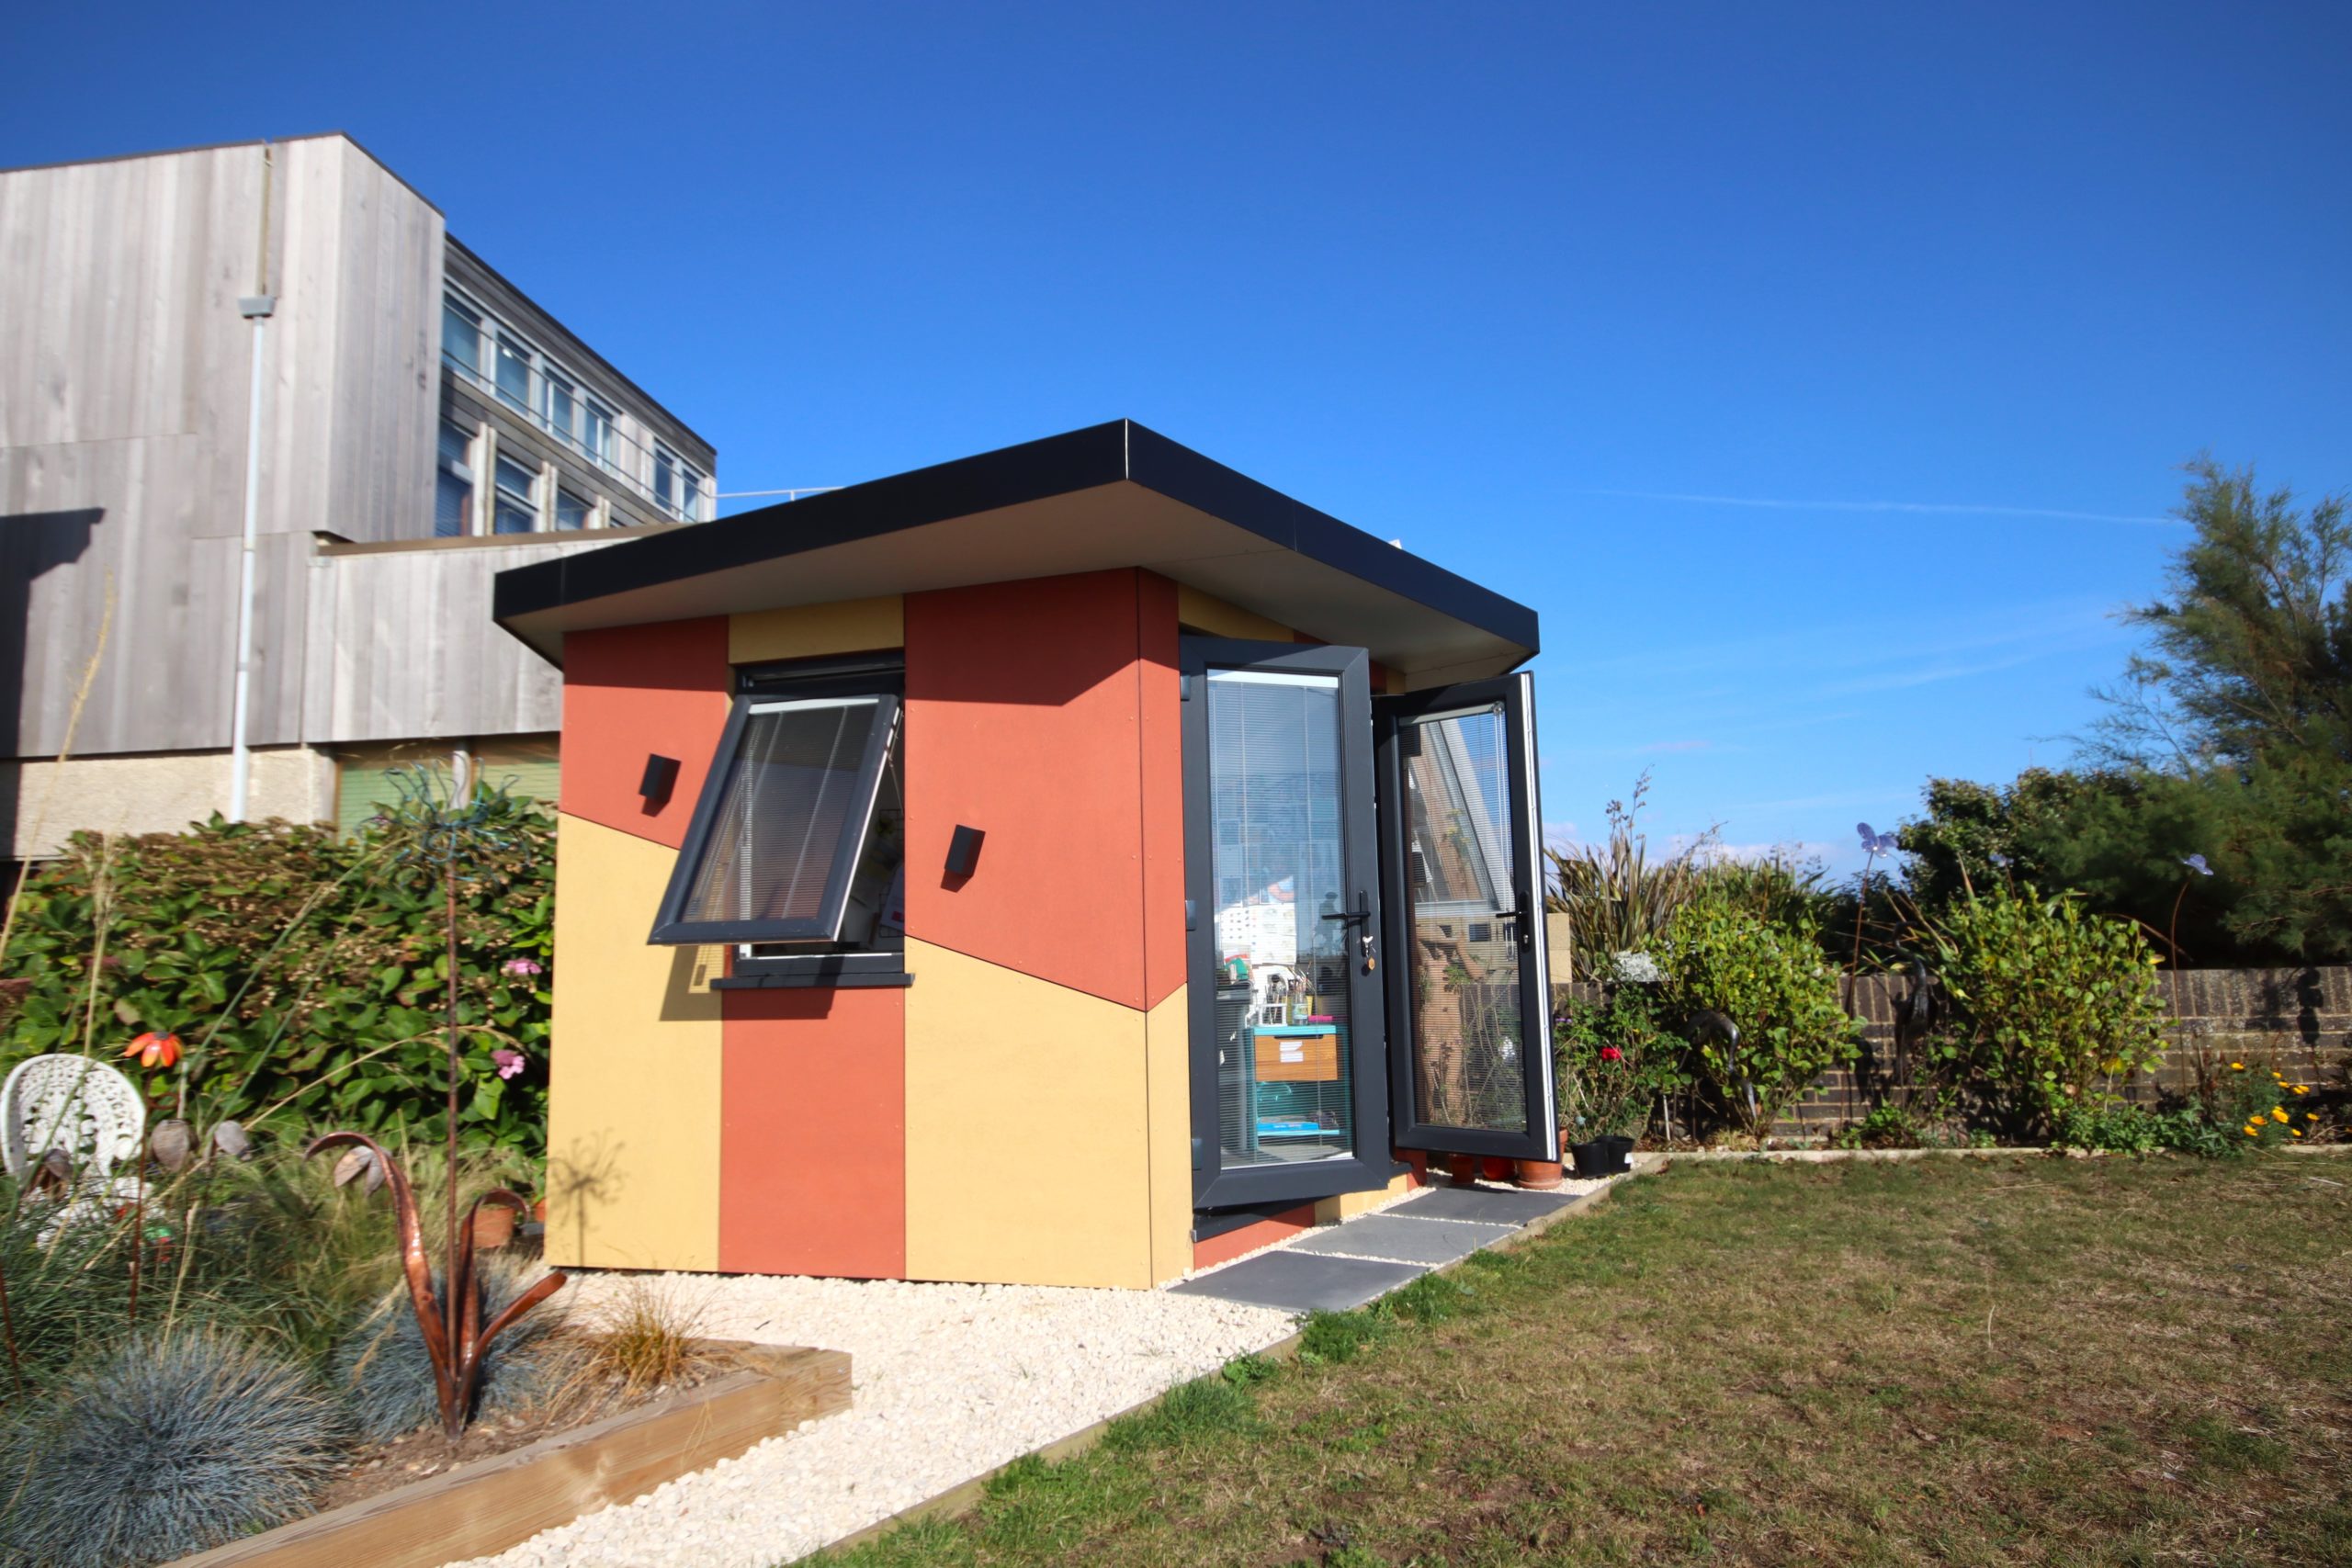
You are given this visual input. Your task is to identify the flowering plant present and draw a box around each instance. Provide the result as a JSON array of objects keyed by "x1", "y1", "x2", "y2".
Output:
[
  {"x1": 2222, "y1": 1058, "x2": 2321, "y2": 1147},
  {"x1": 1555, "y1": 983, "x2": 1671, "y2": 1139}
]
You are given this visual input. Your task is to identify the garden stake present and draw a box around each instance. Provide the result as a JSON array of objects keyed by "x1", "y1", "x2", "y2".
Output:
[{"x1": 0, "y1": 1253, "x2": 24, "y2": 1393}]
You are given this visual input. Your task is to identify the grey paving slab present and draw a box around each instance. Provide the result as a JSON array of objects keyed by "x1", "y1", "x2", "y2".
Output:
[
  {"x1": 1389, "y1": 1184, "x2": 1582, "y2": 1224},
  {"x1": 1287, "y1": 1213, "x2": 1517, "y2": 1265},
  {"x1": 1169, "y1": 1251, "x2": 1427, "y2": 1313}
]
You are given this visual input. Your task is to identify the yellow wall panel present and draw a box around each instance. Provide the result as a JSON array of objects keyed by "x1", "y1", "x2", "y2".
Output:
[
  {"x1": 1316, "y1": 1173, "x2": 1415, "y2": 1224},
  {"x1": 1174, "y1": 584, "x2": 1295, "y2": 642},
  {"x1": 543, "y1": 813, "x2": 724, "y2": 1271},
  {"x1": 1144, "y1": 984, "x2": 1192, "y2": 1284},
  {"x1": 904, "y1": 940, "x2": 1154, "y2": 1288},
  {"x1": 729, "y1": 596, "x2": 904, "y2": 664}
]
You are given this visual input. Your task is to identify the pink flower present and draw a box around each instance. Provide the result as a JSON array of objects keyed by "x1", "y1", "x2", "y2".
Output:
[
  {"x1": 502, "y1": 957, "x2": 544, "y2": 978},
  {"x1": 1599, "y1": 1045, "x2": 1623, "y2": 1063},
  {"x1": 492, "y1": 1048, "x2": 526, "y2": 1080}
]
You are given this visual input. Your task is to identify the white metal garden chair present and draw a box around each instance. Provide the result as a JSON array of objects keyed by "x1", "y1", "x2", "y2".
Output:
[{"x1": 1, "y1": 1053, "x2": 148, "y2": 1233}]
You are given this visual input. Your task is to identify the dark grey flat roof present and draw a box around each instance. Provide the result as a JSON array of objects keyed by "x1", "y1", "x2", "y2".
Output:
[{"x1": 492, "y1": 420, "x2": 1538, "y2": 685}]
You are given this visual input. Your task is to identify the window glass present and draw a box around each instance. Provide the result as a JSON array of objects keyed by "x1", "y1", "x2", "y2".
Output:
[
  {"x1": 441, "y1": 298, "x2": 481, "y2": 376},
  {"x1": 653, "y1": 446, "x2": 679, "y2": 514},
  {"x1": 654, "y1": 690, "x2": 903, "y2": 945},
  {"x1": 1206, "y1": 668, "x2": 1355, "y2": 1169},
  {"x1": 554, "y1": 489, "x2": 590, "y2": 530},
  {"x1": 493, "y1": 336, "x2": 533, "y2": 412},
  {"x1": 681, "y1": 463, "x2": 707, "y2": 522},
  {"x1": 435, "y1": 420, "x2": 475, "y2": 536},
  {"x1": 542, "y1": 370, "x2": 577, "y2": 445},
  {"x1": 492, "y1": 456, "x2": 537, "y2": 534},
  {"x1": 584, "y1": 400, "x2": 616, "y2": 467}
]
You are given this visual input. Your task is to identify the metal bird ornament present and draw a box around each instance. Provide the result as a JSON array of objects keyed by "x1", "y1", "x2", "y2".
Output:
[
  {"x1": 333, "y1": 1143, "x2": 385, "y2": 1194},
  {"x1": 210, "y1": 1119, "x2": 254, "y2": 1161},
  {"x1": 305, "y1": 1133, "x2": 565, "y2": 1443}
]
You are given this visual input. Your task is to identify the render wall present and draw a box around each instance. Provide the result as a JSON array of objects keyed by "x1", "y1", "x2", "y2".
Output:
[{"x1": 542, "y1": 570, "x2": 1194, "y2": 1289}]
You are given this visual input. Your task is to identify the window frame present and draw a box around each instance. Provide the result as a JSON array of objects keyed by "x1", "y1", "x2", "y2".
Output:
[{"x1": 649, "y1": 656, "x2": 908, "y2": 954}]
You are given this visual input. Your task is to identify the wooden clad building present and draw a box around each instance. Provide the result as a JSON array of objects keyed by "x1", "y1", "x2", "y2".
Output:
[{"x1": 0, "y1": 132, "x2": 718, "y2": 853}]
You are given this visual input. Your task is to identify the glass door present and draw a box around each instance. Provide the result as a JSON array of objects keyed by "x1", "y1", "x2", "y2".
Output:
[
  {"x1": 1183, "y1": 638, "x2": 1393, "y2": 1210},
  {"x1": 1374, "y1": 673, "x2": 1557, "y2": 1162}
]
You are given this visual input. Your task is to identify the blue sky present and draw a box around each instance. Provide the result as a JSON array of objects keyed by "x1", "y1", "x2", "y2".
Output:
[{"x1": 6, "y1": 2, "x2": 2346, "y2": 872}]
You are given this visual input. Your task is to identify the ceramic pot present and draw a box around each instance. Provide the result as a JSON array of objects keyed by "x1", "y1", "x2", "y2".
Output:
[
  {"x1": 1512, "y1": 1158, "x2": 1566, "y2": 1190},
  {"x1": 471, "y1": 1203, "x2": 516, "y2": 1251}
]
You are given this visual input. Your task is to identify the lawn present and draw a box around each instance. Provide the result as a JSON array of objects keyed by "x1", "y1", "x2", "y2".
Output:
[{"x1": 827, "y1": 1156, "x2": 2352, "y2": 1567}]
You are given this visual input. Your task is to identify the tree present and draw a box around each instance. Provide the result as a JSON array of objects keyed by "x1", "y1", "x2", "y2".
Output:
[{"x1": 1900, "y1": 461, "x2": 2349, "y2": 967}]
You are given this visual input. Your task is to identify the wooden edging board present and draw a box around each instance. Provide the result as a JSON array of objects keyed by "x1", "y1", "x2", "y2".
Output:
[
  {"x1": 820, "y1": 1180, "x2": 1623, "y2": 1561},
  {"x1": 175, "y1": 1341, "x2": 850, "y2": 1568}
]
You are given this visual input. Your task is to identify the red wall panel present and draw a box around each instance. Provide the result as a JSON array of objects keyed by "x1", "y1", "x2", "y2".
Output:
[
  {"x1": 559, "y1": 618, "x2": 731, "y2": 851},
  {"x1": 719, "y1": 986, "x2": 907, "y2": 1278},
  {"x1": 905, "y1": 570, "x2": 1155, "y2": 1009}
]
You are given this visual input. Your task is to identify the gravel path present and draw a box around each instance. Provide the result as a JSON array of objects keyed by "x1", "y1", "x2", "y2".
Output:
[{"x1": 446, "y1": 1271, "x2": 1295, "y2": 1568}]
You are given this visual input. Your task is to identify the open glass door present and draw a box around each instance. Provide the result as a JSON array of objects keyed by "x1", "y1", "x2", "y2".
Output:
[
  {"x1": 1374, "y1": 672, "x2": 1557, "y2": 1162},
  {"x1": 1184, "y1": 638, "x2": 1394, "y2": 1210}
]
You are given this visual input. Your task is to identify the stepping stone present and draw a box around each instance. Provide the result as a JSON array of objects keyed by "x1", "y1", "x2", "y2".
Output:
[
  {"x1": 1288, "y1": 1213, "x2": 1515, "y2": 1265},
  {"x1": 1169, "y1": 1251, "x2": 1425, "y2": 1313},
  {"x1": 1389, "y1": 1185, "x2": 1582, "y2": 1225}
]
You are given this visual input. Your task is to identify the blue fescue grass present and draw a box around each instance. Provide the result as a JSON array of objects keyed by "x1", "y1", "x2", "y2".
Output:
[
  {"x1": 1, "y1": 1329, "x2": 344, "y2": 1568},
  {"x1": 329, "y1": 1257, "x2": 567, "y2": 1440}
]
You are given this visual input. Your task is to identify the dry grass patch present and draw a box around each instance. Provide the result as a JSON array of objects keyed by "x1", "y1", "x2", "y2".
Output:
[{"x1": 828, "y1": 1156, "x2": 2352, "y2": 1567}]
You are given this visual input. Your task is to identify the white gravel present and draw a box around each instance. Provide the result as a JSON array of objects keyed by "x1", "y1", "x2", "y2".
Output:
[{"x1": 445, "y1": 1271, "x2": 1296, "y2": 1568}]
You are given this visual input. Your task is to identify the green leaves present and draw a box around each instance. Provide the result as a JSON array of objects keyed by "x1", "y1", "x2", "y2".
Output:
[
  {"x1": 1656, "y1": 895, "x2": 1860, "y2": 1137},
  {"x1": 0, "y1": 802, "x2": 555, "y2": 1163}
]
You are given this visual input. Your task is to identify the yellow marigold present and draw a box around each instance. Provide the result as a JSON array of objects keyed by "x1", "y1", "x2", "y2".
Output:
[
  {"x1": 2231, "y1": 1062, "x2": 2245, "y2": 1070},
  {"x1": 2272, "y1": 1107, "x2": 2290, "y2": 1122},
  {"x1": 2244, "y1": 1126, "x2": 2260, "y2": 1136},
  {"x1": 2308, "y1": 1112, "x2": 2320, "y2": 1121},
  {"x1": 2292, "y1": 1085, "x2": 2310, "y2": 1094},
  {"x1": 2290, "y1": 1129, "x2": 2303, "y2": 1137}
]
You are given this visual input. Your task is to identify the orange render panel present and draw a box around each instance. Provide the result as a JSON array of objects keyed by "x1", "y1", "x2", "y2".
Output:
[
  {"x1": 719, "y1": 987, "x2": 907, "y2": 1279},
  {"x1": 904, "y1": 570, "x2": 1152, "y2": 1010},
  {"x1": 1193, "y1": 1205, "x2": 1317, "y2": 1270},
  {"x1": 560, "y1": 617, "x2": 732, "y2": 851}
]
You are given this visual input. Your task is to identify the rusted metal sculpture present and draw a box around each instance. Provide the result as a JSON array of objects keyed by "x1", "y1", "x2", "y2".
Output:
[{"x1": 307, "y1": 1130, "x2": 565, "y2": 1442}]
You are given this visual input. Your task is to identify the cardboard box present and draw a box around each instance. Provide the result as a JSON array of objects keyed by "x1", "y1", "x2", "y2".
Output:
[{"x1": 1254, "y1": 1029, "x2": 1340, "y2": 1082}]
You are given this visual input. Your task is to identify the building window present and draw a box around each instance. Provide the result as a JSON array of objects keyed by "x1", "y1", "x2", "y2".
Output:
[
  {"x1": 492, "y1": 456, "x2": 538, "y2": 534},
  {"x1": 650, "y1": 660, "x2": 906, "y2": 956},
  {"x1": 554, "y1": 488, "x2": 591, "y2": 530},
  {"x1": 583, "y1": 398, "x2": 616, "y2": 467},
  {"x1": 542, "y1": 368, "x2": 578, "y2": 447},
  {"x1": 442, "y1": 297, "x2": 482, "y2": 378},
  {"x1": 493, "y1": 335, "x2": 533, "y2": 413},
  {"x1": 435, "y1": 419, "x2": 475, "y2": 536},
  {"x1": 654, "y1": 445, "x2": 706, "y2": 522}
]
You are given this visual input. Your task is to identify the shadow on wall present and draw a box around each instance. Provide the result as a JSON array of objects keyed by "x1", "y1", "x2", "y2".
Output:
[
  {"x1": 546, "y1": 1127, "x2": 628, "y2": 1269},
  {"x1": 0, "y1": 508, "x2": 104, "y2": 856}
]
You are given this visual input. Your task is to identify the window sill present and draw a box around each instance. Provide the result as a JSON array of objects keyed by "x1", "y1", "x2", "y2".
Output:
[{"x1": 713, "y1": 970, "x2": 914, "y2": 990}]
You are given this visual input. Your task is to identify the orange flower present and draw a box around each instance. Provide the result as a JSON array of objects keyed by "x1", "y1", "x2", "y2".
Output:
[{"x1": 121, "y1": 1031, "x2": 182, "y2": 1070}]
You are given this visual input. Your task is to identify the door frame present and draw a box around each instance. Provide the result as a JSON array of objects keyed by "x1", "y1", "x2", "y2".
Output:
[
  {"x1": 1374, "y1": 671, "x2": 1558, "y2": 1162},
  {"x1": 1181, "y1": 637, "x2": 1399, "y2": 1212}
]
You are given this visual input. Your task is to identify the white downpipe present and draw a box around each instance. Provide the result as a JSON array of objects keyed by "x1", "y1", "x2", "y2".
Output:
[
  {"x1": 228, "y1": 142, "x2": 274, "y2": 823},
  {"x1": 227, "y1": 314, "x2": 266, "y2": 821}
]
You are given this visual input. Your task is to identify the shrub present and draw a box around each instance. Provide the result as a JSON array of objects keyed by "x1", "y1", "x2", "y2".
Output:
[
  {"x1": 2, "y1": 1329, "x2": 344, "y2": 1568},
  {"x1": 331, "y1": 1258, "x2": 568, "y2": 1440},
  {"x1": 1657, "y1": 896, "x2": 1860, "y2": 1137},
  {"x1": 0, "y1": 793, "x2": 552, "y2": 1161},
  {"x1": 1554, "y1": 981, "x2": 1680, "y2": 1141},
  {"x1": 1831, "y1": 1103, "x2": 1924, "y2": 1150},
  {"x1": 1922, "y1": 885, "x2": 2167, "y2": 1136}
]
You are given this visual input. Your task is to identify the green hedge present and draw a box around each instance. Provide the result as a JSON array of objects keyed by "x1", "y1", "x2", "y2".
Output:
[{"x1": 0, "y1": 795, "x2": 552, "y2": 1161}]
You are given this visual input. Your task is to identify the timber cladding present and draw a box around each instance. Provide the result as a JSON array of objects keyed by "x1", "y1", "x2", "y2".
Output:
[{"x1": 1559, "y1": 966, "x2": 2352, "y2": 1134}]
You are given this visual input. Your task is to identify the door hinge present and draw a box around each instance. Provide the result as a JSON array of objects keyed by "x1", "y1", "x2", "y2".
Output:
[
  {"x1": 1179, "y1": 673, "x2": 1193, "y2": 702},
  {"x1": 1184, "y1": 898, "x2": 1196, "y2": 931}
]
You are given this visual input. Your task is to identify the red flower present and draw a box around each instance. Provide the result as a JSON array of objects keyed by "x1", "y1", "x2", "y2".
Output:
[
  {"x1": 122, "y1": 1031, "x2": 182, "y2": 1070},
  {"x1": 1599, "y1": 1045, "x2": 1623, "y2": 1063}
]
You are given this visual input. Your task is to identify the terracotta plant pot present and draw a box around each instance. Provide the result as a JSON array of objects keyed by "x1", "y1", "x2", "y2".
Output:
[
  {"x1": 471, "y1": 1202, "x2": 516, "y2": 1251},
  {"x1": 532, "y1": 1198, "x2": 548, "y2": 1224},
  {"x1": 1512, "y1": 1158, "x2": 1566, "y2": 1190},
  {"x1": 1443, "y1": 1151, "x2": 1482, "y2": 1188}
]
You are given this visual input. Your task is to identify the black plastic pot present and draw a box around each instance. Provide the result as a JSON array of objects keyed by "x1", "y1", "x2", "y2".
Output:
[
  {"x1": 1600, "y1": 1134, "x2": 1635, "y2": 1173},
  {"x1": 1569, "y1": 1139, "x2": 1612, "y2": 1178}
]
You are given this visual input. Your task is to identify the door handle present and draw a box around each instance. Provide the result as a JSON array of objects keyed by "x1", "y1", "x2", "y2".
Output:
[{"x1": 1322, "y1": 891, "x2": 1376, "y2": 972}]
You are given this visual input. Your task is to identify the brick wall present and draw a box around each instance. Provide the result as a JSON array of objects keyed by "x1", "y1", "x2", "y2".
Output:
[{"x1": 1556, "y1": 966, "x2": 2352, "y2": 1137}]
